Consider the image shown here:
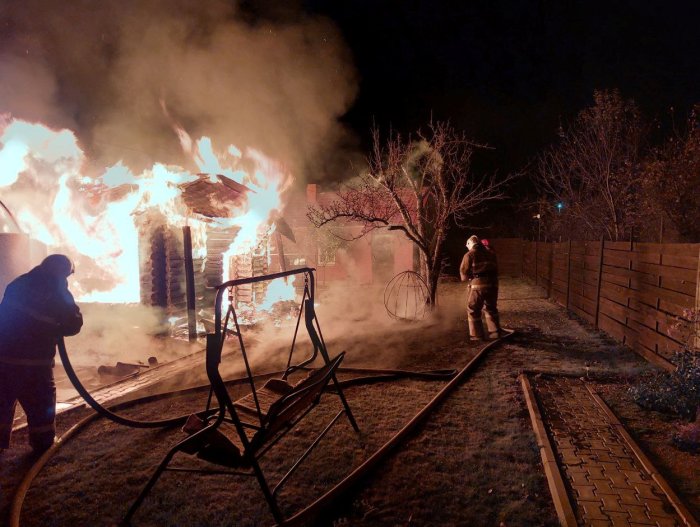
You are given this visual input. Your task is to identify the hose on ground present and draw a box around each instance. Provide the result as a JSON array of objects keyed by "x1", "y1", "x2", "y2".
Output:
[
  {"x1": 57, "y1": 337, "x2": 192, "y2": 429},
  {"x1": 56, "y1": 337, "x2": 457, "y2": 429},
  {"x1": 10, "y1": 336, "x2": 512, "y2": 527}
]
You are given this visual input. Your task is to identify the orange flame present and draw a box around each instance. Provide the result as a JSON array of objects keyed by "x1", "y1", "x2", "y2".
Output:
[{"x1": 0, "y1": 116, "x2": 294, "y2": 308}]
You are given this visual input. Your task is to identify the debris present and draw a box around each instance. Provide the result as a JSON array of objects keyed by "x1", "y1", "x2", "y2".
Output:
[{"x1": 97, "y1": 357, "x2": 158, "y2": 380}]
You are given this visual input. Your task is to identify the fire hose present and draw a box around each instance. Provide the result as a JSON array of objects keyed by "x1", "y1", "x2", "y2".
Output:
[
  {"x1": 55, "y1": 337, "x2": 201, "y2": 428},
  {"x1": 10, "y1": 331, "x2": 513, "y2": 526}
]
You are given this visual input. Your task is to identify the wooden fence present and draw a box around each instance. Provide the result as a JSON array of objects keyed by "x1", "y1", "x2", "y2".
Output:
[
  {"x1": 493, "y1": 238, "x2": 700, "y2": 371},
  {"x1": 489, "y1": 238, "x2": 523, "y2": 276}
]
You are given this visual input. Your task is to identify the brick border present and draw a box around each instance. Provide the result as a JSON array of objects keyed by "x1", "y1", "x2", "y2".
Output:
[
  {"x1": 519, "y1": 373, "x2": 578, "y2": 526},
  {"x1": 585, "y1": 384, "x2": 700, "y2": 527}
]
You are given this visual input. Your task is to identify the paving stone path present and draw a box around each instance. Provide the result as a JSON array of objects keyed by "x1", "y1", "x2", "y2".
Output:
[{"x1": 530, "y1": 374, "x2": 697, "y2": 527}]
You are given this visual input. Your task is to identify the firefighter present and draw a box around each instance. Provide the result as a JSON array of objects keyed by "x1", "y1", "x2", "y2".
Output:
[
  {"x1": 0, "y1": 254, "x2": 83, "y2": 453},
  {"x1": 459, "y1": 235, "x2": 502, "y2": 341}
]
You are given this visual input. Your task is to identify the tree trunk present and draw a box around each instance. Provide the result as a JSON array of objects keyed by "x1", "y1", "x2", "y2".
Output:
[
  {"x1": 427, "y1": 266, "x2": 440, "y2": 306},
  {"x1": 419, "y1": 251, "x2": 438, "y2": 307}
]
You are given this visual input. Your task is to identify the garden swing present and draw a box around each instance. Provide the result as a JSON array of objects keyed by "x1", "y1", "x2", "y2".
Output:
[{"x1": 124, "y1": 267, "x2": 360, "y2": 525}]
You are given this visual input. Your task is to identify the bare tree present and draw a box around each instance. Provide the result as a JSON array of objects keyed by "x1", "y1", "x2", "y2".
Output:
[
  {"x1": 307, "y1": 120, "x2": 508, "y2": 306},
  {"x1": 537, "y1": 90, "x2": 647, "y2": 241},
  {"x1": 643, "y1": 105, "x2": 700, "y2": 242}
]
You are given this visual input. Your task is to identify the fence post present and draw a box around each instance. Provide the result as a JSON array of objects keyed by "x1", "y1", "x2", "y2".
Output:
[
  {"x1": 565, "y1": 239, "x2": 572, "y2": 312},
  {"x1": 695, "y1": 245, "x2": 700, "y2": 350},
  {"x1": 547, "y1": 242, "x2": 554, "y2": 299},
  {"x1": 182, "y1": 226, "x2": 197, "y2": 342},
  {"x1": 594, "y1": 237, "x2": 605, "y2": 330}
]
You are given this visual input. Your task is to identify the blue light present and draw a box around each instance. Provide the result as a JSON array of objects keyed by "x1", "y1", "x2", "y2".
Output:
[{"x1": 556, "y1": 202, "x2": 564, "y2": 211}]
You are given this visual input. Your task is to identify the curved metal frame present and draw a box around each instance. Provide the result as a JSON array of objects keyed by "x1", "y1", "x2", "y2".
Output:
[{"x1": 383, "y1": 270, "x2": 430, "y2": 321}]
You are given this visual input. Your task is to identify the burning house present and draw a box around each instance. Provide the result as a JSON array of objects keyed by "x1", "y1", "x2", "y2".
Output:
[
  {"x1": 135, "y1": 180, "x2": 417, "y2": 338},
  {"x1": 0, "y1": 200, "x2": 47, "y2": 297},
  {"x1": 0, "y1": 118, "x2": 416, "y2": 342},
  {"x1": 136, "y1": 172, "x2": 298, "y2": 337}
]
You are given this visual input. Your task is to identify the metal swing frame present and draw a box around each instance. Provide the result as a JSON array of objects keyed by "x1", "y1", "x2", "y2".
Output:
[{"x1": 124, "y1": 267, "x2": 359, "y2": 525}]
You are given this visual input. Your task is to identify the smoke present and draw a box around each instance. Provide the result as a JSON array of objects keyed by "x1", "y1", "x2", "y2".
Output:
[
  {"x1": 220, "y1": 279, "x2": 465, "y2": 376},
  {"x1": 64, "y1": 304, "x2": 174, "y2": 368},
  {"x1": 0, "y1": 0, "x2": 357, "y2": 177}
]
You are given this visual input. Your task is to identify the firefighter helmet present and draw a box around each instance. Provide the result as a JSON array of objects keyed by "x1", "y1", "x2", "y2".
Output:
[
  {"x1": 466, "y1": 235, "x2": 480, "y2": 250},
  {"x1": 40, "y1": 254, "x2": 74, "y2": 278}
]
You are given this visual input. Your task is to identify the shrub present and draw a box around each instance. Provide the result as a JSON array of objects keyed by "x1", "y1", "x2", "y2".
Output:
[
  {"x1": 672, "y1": 421, "x2": 700, "y2": 453},
  {"x1": 628, "y1": 349, "x2": 700, "y2": 420}
]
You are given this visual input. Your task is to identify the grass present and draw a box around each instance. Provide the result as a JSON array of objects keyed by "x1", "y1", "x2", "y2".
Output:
[{"x1": 4, "y1": 278, "x2": 695, "y2": 526}]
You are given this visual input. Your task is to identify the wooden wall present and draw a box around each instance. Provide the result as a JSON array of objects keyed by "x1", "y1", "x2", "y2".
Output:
[{"x1": 493, "y1": 238, "x2": 699, "y2": 370}]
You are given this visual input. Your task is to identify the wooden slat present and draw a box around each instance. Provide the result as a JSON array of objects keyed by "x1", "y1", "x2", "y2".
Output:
[
  {"x1": 632, "y1": 260, "x2": 697, "y2": 282},
  {"x1": 600, "y1": 282, "x2": 628, "y2": 306},
  {"x1": 599, "y1": 313, "x2": 627, "y2": 341},
  {"x1": 599, "y1": 297, "x2": 627, "y2": 325},
  {"x1": 653, "y1": 277, "x2": 696, "y2": 297},
  {"x1": 630, "y1": 282, "x2": 694, "y2": 310},
  {"x1": 606, "y1": 241, "x2": 634, "y2": 250},
  {"x1": 661, "y1": 254, "x2": 698, "y2": 270},
  {"x1": 634, "y1": 242, "x2": 700, "y2": 255},
  {"x1": 603, "y1": 252, "x2": 631, "y2": 269}
]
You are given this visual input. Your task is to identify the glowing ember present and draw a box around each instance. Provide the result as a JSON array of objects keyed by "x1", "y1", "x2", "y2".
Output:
[{"x1": 0, "y1": 115, "x2": 294, "y2": 310}]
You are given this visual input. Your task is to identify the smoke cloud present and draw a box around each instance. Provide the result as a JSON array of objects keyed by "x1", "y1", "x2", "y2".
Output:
[{"x1": 0, "y1": 0, "x2": 358, "y2": 177}]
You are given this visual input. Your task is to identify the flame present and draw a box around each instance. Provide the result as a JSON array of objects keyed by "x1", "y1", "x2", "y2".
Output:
[
  {"x1": 184, "y1": 131, "x2": 292, "y2": 284},
  {"x1": 0, "y1": 115, "x2": 294, "y2": 310},
  {"x1": 258, "y1": 277, "x2": 296, "y2": 312}
]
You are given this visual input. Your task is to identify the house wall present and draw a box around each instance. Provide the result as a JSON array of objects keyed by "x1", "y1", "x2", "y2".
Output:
[{"x1": 295, "y1": 184, "x2": 415, "y2": 286}]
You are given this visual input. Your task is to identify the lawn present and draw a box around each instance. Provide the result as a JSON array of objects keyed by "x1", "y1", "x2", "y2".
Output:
[{"x1": 2, "y1": 278, "x2": 696, "y2": 526}]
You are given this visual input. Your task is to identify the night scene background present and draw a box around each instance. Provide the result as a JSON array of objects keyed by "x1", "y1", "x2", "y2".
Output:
[
  {"x1": 2, "y1": 2, "x2": 700, "y2": 526},
  {"x1": 2, "y1": 0, "x2": 699, "y2": 250}
]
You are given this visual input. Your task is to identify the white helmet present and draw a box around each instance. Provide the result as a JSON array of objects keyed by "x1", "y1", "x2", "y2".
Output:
[{"x1": 466, "y1": 235, "x2": 480, "y2": 251}]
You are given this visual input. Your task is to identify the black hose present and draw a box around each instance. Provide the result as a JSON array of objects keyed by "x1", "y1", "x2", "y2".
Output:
[
  {"x1": 57, "y1": 337, "x2": 193, "y2": 428},
  {"x1": 57, "y1": 337, "x2": 456, "y2": 429},
  {"x1": 281, "y1": 329, "x2": 515, "y2": 526},
  {"x1": 15, "y1": 333, "x2": 512, "y2": 527}
]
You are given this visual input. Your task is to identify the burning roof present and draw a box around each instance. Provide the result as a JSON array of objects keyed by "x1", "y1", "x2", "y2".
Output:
[{"x1": 179, "y1": 174, "x2": 250, "y2": 219}]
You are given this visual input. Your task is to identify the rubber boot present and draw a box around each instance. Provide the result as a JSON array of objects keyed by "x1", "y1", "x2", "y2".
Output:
[
  {"x1": 468, "y1": 317, "x2": 485, "y2": 342},
  {"x1": 484, "y1": 312, "x2": 502, "y2": 339}
]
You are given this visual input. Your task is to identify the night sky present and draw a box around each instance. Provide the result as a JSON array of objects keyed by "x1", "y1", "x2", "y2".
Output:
[
  {"x1": 298, "y1": 0, "x2": 700, "y2": 175},
  {"x1": 1, "y1": 0, "x2": 698, "y2": 239}
]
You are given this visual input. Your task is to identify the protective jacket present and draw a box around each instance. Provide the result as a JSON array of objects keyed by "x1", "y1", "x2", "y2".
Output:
[
  {"x1": 459, "y1": 245, "x2": 499, "y2": 289},
  {"x1": 0, "y1": 266, "x2": 83, "y2": 366}
]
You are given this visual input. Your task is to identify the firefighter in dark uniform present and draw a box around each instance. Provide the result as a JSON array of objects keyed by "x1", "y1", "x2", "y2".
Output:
[
  {"x1": 459, "y1": 235, "x2": 502, "y2": 341},
  {"x1": 0, "y1": 254, "x2": 83, "y2": 453}
]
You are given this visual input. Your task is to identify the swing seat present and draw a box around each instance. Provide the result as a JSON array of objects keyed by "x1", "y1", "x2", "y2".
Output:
[
  {"x1": 234, "y1": 378, "x2": 295, "y2": 419},
  {"x1": 247, "y1": 353, "x2": 345, "y2": 448},
  {"x1": 178, "y1": 353, "x2": 345, "y2": 468},
  {"x1": 124, "y1": 268, "x2": 360, "y2": 526},
  {"x1": 179, "y1": 414, "x2": 243, "y2": 467}
]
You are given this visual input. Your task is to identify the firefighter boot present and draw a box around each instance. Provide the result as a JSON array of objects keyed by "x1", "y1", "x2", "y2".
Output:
[
  {"x1": 468, "y1": 317, "x2": 485, "y2": 342},
  {"x1": 484, "y1": 312, "x2": 502, "y2": 339}
]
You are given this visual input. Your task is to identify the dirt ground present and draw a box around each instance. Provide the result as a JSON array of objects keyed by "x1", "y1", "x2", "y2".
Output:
[{"x1": 1, "y1": 278, "x2": 697, "y2": 526}]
